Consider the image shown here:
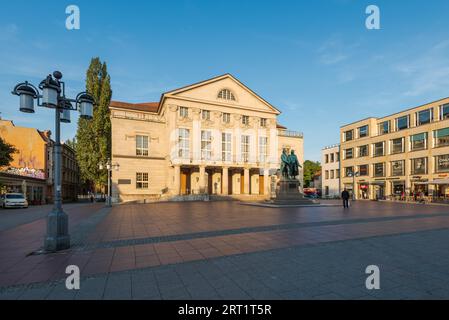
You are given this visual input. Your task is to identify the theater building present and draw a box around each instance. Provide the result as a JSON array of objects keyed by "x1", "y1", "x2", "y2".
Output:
[
  {"x1": 340, "y1": 97, "x2": 449, "y2": 200},
  {"x1": 110, "y1": 74, "x2": 304, "y2": 202}
]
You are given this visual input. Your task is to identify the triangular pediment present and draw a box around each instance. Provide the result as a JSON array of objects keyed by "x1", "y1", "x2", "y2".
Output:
[{"x1": 162, "y1": 74, "x2": 281, "y2": 114}]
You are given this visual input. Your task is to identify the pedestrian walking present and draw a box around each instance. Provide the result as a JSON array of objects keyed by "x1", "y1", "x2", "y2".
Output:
[{"x1": 341, "y1": 188, "x2": 350, "y2": 208}]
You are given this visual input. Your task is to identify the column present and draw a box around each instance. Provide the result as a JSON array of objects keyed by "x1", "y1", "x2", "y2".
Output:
[
  {"x1": 244, "y1": 168, "x2": 250, "y2": 194},
  {"x1": 173, "y1": 165, "x2": 181, "y2": 195},
  {"x1": 199, "y1": 166, "x2": 206, "y2": 193},
  {"x1": 264, "y1": 168, "x2": 269, "y2": 196},
  {"x1": 222, "y1": 167, "x2": 229, "y2": 195}
]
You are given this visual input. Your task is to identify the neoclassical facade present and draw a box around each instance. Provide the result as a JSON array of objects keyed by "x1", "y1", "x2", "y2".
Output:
[{"x1": 110, "y1": 74, "x2": 303, "y2": 202}]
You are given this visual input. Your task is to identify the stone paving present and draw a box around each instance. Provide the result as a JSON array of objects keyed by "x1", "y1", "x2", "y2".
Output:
[{"x1": 1, "y1": 200, "x2": 449, "y2": 299}]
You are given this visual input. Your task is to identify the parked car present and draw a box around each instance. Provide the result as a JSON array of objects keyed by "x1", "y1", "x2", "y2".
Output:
[{"x1": 1, "y1": 193, "x2": 29, "y2": 209}]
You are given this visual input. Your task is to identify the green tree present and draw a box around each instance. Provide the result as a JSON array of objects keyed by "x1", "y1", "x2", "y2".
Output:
[
  {"x1": 303, "y1": 160, "x2": 321, "y2": 188},
  {"x1": 75, "y1": 57, "x2": 112, "y2": 190},
  {"x1": 0, "y1": 136, "x2": 17, "y2": 167}
]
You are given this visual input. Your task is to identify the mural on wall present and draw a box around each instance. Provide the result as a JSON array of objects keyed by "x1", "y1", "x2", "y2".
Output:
[{"x1": 1, "y1": 167, "x2": 46, "y2": 180}]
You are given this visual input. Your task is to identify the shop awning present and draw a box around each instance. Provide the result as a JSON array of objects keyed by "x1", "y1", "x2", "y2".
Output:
[{"x1": 414, "y1": 179, "x2": 449, "y2": 185}]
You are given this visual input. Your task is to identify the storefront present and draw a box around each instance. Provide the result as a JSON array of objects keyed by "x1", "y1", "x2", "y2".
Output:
[
  {"x1": 411, "y1": 178, "x2": 429, "y2": 196},
  {"x1": 0, "y1": 172, "x2": 47, "y2": 205},
  {"x1": 358, "y1": 182, "x2": 369, "y2": 199},
  {"x1": 371, "y1": 181, "x2": 385, "y2": 200},
  {"x1": 391, "y1": 180, "x2": 405, "y2": 196}
]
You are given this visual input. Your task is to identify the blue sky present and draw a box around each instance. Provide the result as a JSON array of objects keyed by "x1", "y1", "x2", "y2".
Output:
[{"x1": 1, "y1": 0, "x2": 449, "y2": 161}]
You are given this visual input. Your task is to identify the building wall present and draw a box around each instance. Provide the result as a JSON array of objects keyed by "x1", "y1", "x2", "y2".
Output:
[
  {"x1": 321, "y1": 144, "x2": 340, "y2": 197},
  {"x1": 110, "y1": 75, "x2": 304, "y2": 202},
  {"x1": 340, "y1": 97, "x2": 449, "y2": 200},
  {"x1": 0, "y1": 119, "x2": 48, "y2": 175}
]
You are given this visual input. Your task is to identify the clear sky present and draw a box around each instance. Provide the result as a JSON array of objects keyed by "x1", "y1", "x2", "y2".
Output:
[{"x1": 1, "y1": 0, "x2": 449, "y2": 161}]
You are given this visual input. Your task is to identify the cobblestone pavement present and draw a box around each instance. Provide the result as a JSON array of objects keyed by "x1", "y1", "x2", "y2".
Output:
[{"x1": 1, "y1": 200, "x2": 449, "y2": 299}]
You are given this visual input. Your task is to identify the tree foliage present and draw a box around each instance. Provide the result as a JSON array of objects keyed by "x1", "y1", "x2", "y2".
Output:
[
  {"x1": 75, "y1": 57, "x2": 112, "y2": 190},
  {"x1": 0, "y1": 136, "x2": 17, "y2": 167},
  {"x1": 303, "y1": 160, "x2": 321, "y2": 188}
]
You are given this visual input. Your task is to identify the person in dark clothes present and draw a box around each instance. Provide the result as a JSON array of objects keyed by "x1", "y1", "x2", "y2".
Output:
[{"x1": 341, "y1": 188, "x2": 350, "y2": 208}]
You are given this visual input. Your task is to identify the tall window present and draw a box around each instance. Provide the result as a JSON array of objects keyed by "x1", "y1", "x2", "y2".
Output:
[
  {"x1": 374, "y1": 163, "x2": 385, "y2": 177},
  {"x1": 373, "y1": 142, "x2": 385, "y2": 157},
  {"x1": 411, "y1": 157, "x2": 427, "y2": 175},
  {"x1": 222, "y1": 113, "x2": 231, "y2": 123},
  {"x1": 359, "y1": 164, "x2": 369, "y2": 176},
  {"x1": 330, "y1": 170, "x2": 334, "y2": 179},
  {"x1": 201, "y1": 110, "x2": 210, "y2": 121},
  {"x1": 325, "y1": 170, "x2": 329, "y2": 179},
  {"x1": 434, "y1": 128, "x2": 449, "y2": 147},
  {"x1": 345, "y1": 148, "x2": 353, "y2": 159},
  {"x1": 218, "y1": 89, "x2": 236, "y2": 101},
  {"x1": 178, "y1": 128, "x2": 190, "y2": 158},
  {"x1": 325, "y1": 154, "x2": 329, "y2": 163},
  {"x1": 344, "y1": 130, "x2": 353, "y2": 141},
  {"x1": 396, "y1": 115, "x2": 409, "y2": 131},
  {"x1": 330, "y1": 153, "x2": 334, "y2": 162},
  {"x1": 436, "y1": 155, "x2": 449, "y2": 173},
  {"x1": 358, "y1": 145, "x2": 368, "y2": 157},
  {"x1": 345, "y1": 166, "x2": 354, "y2": 177},
  {"x1": 391, "y1": 138, "x2": 404, "y2": 154},
  {"x1": 136, "y1": 172, "x2": 149, "y2": 189},
  {"x1": 242, "y1": 115, "x2": 250, "y2": 125},
  {"x1": 378, "y1": 121, "x2": 390, "y2": 135},
  {"x1": 201, "y1": 130, "x2": 212, "y2": 160},
  {"x1": 416, "y1": 109, "x2": 432, "y2": 126},
  {"x1": 259, "y1": 136, "x2": 268, "y2": 162},
  {"x1": 260, "y1": 118, "x2": 267, "y2": 127},
  {"x1": 241, "y1": 135, "x2": 250, "y2": 162},
  {"x1": 391, "y1": 160, "x2": 405, "y2": 176},
  {"x1": 358, "y1": 125, "x2": 369, "y2": 138},
  {"x1": 440, "y1": 104, "x2": 449, "y2": 120},
  {"x1": 135, "y1": 135, "x2": 149, "y2": 156},
  {"x1": 410, "y1": 133, "x2": 427, "y2": 151},
  {"x1": 179, "y1": 106, "x2": 188, "y2": 118},
  {"x1": 222, "y1": 133, "x2": 232, "y2": 162}
]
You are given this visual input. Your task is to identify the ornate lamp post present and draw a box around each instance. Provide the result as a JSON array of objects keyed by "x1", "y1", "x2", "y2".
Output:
[
  {"x1": 12, "y1": 71, "x2": 95, "y2": 252},
  {"x1": 99, "y1": 159, "x2": 119, "y2": 206}
]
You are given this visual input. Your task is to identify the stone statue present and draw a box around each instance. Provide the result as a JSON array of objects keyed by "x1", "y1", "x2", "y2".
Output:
[
  {"x1": 280, "y1": 148, "x2": 290, "y2": 179},
  {"x1": 288, "y1": 150, "x2": 301, "y2": 178}
]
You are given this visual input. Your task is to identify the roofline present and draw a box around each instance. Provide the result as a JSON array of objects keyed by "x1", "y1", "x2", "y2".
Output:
[
  {"x1": 340, "y1": 96, "x2": 449, "y2": 128},
  {"x1": 160, "y1": 73, "x2": 282, "y2": 115},
  {"x1": 322, "y1": 143, "x2": 340, "y2": 150}
]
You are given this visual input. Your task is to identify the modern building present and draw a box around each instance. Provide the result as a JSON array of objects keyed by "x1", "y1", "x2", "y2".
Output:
[
  {"x1": 321, "y1": 144, "x2": 340, "y2": 198},
  {"x1": 110, "y1": 74, "x2": 304, "y2": 202},
  {"x1": 0, "y1": 119, "x2": 80, "y2": 204},
  {"x1": 340, "y1": 97, "x2": 449, "y2": 200}
]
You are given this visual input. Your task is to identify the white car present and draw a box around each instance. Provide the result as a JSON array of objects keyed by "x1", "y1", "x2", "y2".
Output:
[{"x1": 1, "y1": 193, "x2": 29, "y2": 209}]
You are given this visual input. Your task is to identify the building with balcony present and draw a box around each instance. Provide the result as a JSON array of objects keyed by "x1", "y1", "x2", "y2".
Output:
[
  {"x1": 340, "y1": 97, "x2": 449, "y2": 200},
  {"x1": 110, "y1": 74, "x2": 304, "y2": 202},
  {"x1": 321, "y1": 144, "x2": 340, "y2": 198}
]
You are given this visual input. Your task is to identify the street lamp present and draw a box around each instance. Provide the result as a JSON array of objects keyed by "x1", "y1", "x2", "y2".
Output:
[
  {"x1": 348, "y1": 171, "x2": 360, "y2": 201},
  {"x1": 12, "y1": 71, "x2": 95, "y2": 252},
  {"x1": 99, "y1": 158, "x2": 119, "y2": 206}
]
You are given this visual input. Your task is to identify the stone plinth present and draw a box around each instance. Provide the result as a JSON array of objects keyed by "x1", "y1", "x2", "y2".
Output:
[{"x1": 271, "y1": 178, "x2": 318, "y2": 205}]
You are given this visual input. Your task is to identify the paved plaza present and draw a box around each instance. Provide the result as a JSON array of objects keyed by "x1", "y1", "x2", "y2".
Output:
[{"x1": 1, "y1": 200, "x2": 449, "y2": 299}]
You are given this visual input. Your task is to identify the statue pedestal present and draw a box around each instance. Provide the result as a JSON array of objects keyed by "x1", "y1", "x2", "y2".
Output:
[{"x1": 272, "y1": 178, "x2": 318, "y2": 205}]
